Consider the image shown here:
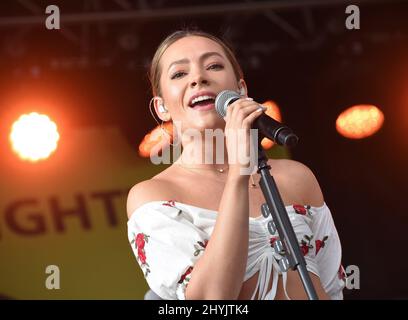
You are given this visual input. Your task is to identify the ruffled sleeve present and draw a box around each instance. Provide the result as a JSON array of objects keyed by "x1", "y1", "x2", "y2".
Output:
[
  {"x1": 127, "y1": 200, "x2": 210, "y2": 300},
  {"x1": 288, "y1": 203, "x2": 345, "y2": 299},
  {"x1": 307, "y1": 203, "x2": 345, "y2": 299}
]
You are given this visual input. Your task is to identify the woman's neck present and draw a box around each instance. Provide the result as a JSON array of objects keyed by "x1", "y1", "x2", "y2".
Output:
[{"x1": 176, "y1": 133, "x2": 228, "y2": 169}]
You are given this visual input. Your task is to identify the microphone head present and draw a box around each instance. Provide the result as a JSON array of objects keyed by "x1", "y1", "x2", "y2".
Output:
[{"x1": 215, "y1": 90, "x2": 241, "y2": 118}]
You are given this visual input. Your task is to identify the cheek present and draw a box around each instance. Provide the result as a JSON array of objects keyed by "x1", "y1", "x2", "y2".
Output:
[
  {"x1": 227, "y1": 71, "x2": 240, "y2": 87},
  {"x1": 160, "y1": 79, "x2": 183, "y2": 104},
  {"x1": 168, "y1": 84, "x2": 182, "y2": 98},
  {"x1": 216, "y1": 70, "x2": 238, "y2": 90}
]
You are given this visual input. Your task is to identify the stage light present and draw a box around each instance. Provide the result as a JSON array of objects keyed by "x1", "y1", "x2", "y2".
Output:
[
  {"x1": 260, "y1": 100, "x2": 282, "y2": 150},
  {"x1": 336, "y1": 105, "x2": 384, "y2": 139},
  {"x1": 9, "y1": 112, "x2": 60, "y2": 162},
  {"x1": 139, "y1": 122, "x2": 173, "y2": 158}
]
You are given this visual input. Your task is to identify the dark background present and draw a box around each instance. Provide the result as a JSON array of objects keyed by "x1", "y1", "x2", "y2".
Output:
[{"x1": 1, "y1": 0, "x2": 407, "y2": 299}]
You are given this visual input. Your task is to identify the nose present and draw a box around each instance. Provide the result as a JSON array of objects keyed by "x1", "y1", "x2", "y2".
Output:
[{"x1": 190, "y1": 70, "x2": 209, "y2": 88}]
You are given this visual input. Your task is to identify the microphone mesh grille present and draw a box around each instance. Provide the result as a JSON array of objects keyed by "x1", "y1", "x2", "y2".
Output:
[{"x1": 215, "y1": 90, "x2": 240, "y2": 118}]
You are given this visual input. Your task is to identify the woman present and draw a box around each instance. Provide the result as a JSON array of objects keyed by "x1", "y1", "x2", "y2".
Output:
[{"x1": 127, "y1": 30, "x2": 346, "y2": 300}]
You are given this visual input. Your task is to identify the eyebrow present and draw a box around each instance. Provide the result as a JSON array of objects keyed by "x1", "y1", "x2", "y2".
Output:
[{"x1": 167, "y1": 51, "x2": 224, "y2": 72}]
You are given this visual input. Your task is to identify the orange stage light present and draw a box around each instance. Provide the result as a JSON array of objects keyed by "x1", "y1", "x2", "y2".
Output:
[
  {"x1": 139, "y1": 122, "x2": 173, "y2": 158},
  {"x1": 9, "y1": 112, "x2": 60, "y2": 162},
  {"x1": 336, "y1": 105, "x2": 384, "y2": 139}
]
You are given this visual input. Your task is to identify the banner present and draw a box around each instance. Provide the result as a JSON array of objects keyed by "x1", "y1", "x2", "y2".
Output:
[{"x1": 0, "y1": 126, "x2": 164, "y2": 299}]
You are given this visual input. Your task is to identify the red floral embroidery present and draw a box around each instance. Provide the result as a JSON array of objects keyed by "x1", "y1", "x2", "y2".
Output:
[
  {"x1": 270, "y1": 236, "x2": 279, "y2": 247},
  {"x1": 138, "y1": 248, "x2": 147, "y2": 264},
  {"x1": 136, "y1": 233, "x2": 145, "y2": 249},
  {"x1": 194, "y1": 240, "x2": 209, "y2": 256},
  {"x1": 162, "y1": 199, "x2": 183, "y2": 215},
  {"x1": 178, "y1": 266, "x2": 193, "y2": 284},
  {"x1": 300, "y1": 234, "x2": 314, "y2": 256},
  {"x1": 338, "y1": 264, "x2": 346, "y2": 281},
  {"x1": 200, "y1": 240, "x2": 209, "y2": 248},
  {"x1": 301, "y1": 244, "x2": 309, "y2": 256},
  {"x1": 131, "y1": 233, "x2": 150, "y2": 277},
  {"x1": 179, "y1": 239, "x2": 209, "y2": 288},
  {"x1": 315, "y1": 236, "x2": 329, "y2": 255},
  {"x1": 163, "y1": 200, "x2": 176, "y2": 207},
  {"x1": 293, "y1": 204, "x2": 312, "y2": 216}
]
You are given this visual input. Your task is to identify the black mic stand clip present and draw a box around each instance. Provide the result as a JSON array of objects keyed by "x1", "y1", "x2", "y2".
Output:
[{"x1": 256, "y1": 145, "x2": 319, "y2": 300}]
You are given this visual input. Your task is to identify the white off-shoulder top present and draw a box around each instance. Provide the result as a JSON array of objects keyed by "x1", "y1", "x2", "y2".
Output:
[{"x1": 127, "y1": 200, "x2": 346, "y2": 300}]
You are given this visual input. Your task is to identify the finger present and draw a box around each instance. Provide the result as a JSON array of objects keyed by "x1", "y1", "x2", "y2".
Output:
[
  {"x1": 233, "y1": 103, "x2": 266, "y2": 121},
  {"x1": 225, "y1": 98, "x2": 259, "y2": 121},
  {"x1": 225, "y1": 98, "x2": 253, "y2": 121},
  {"x1": 229, "y1": 97, "x2": 255, "y2": 110},
  {"x1": 242, "y1": 106, "x2": 266, "y2": 128}
]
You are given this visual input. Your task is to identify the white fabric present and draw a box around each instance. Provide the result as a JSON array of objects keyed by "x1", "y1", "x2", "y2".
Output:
[{"x1": 127, "y1": 200, "x2": 345, "y2": 300}]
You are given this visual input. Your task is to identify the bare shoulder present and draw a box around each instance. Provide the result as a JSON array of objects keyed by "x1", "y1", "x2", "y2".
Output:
[
  {"x1": 126, "y1": 178, "x2": 179, "y2": 219},
  {"x1": 271, "y1": 158, "x2": 315, "y2": 176},
  {"x1": 269, "y1": 158, "x2": 325, "y2": 207}
]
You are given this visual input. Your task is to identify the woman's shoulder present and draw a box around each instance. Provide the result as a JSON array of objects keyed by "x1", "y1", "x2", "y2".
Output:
[
  {"x1": 126, "y1": 176, "x2": 180, "y2": 219},
  {"x1": 268, "y1": 158, "x2": 325, "y2": 207},
  {"x1": 270, "y1": 158, "x2": 315, "y2": 175}
]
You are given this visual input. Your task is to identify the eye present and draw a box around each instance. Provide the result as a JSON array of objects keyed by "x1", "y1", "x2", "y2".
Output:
[
  {"x1": 207, "y1": 63, "x2": 224, "y2": 70},
  {"x1": 171, "y1": 71, "x2": 187, "y2": 80}
]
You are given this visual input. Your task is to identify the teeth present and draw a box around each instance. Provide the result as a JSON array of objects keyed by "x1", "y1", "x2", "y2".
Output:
[{"x1": 191, "y1": 95, "x2": 214, "y2": 105}]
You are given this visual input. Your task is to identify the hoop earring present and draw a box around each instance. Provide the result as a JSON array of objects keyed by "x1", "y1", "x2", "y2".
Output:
[{"x1": 148, "y1": 97, "x2": 180, "y2": 147}]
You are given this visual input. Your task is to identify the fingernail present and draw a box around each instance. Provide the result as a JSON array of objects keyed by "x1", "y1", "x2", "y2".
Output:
[
  {"x1": 246, "y1": 97, "x2": 253, "y2": 101},
  {"x1": 256, "y1": 107, "x2": 264, "y2": 112}
]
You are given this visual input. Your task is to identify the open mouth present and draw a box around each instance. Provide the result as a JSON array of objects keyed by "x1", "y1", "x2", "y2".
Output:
[{"x1": 189, "y1": 95, "x2": 216, "y2": 110}]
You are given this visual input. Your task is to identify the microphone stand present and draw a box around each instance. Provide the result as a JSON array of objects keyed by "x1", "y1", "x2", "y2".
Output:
[{"x1": 256, "y1": 145, "x2": 319, "y2": 300}]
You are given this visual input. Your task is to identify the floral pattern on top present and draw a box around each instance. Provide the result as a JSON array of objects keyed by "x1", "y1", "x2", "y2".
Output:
[
  {"x1": 127, "y1": 199, "x2": 344, "y2": 299},
  {"x1": 315, "y1": 236, "x2": 329, "y2": 255},
  {"x1": 194, "y1": 240, "x2": 209, "y2": 256},
  {"x1": 178, "y1": 239, "x2": 209, "y2": 290},
  {"x1": 131, "y1": 232, "x2": 150, "y2": 277},
  {"x1": 300, "y1": 234, "x2": 314, "y2": 256},
  {"x1": 162, "y1": 200, "x2": 182, "y2": 215},
  {"x1": 269, "y1": 236, "x2": 279, "y2": 247},
  {"x1": 293, "y1": 204, "x2": 312, "y2": 216},
  {"x1": 162, "y1": 200, "x2": 177, "y2": 207},
  {"x1": 178, "y1": 266, "x2": 193, "y2": 284},
  {"x1": 338, "y1": 264, "x2": 347, "y2": 281}
]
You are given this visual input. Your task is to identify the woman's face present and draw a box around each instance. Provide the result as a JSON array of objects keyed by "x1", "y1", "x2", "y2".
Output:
[{"x1": 157, "y1": 36, "x2": 245, "y2": 132}]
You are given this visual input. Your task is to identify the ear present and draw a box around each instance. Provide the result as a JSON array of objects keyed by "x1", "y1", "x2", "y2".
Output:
[
  {"x1": 153, "y1": 97, "x2": 171, "y2": 122},
  {"x1": 238, "y1": 79, "x2": 248, "y2": 97}
]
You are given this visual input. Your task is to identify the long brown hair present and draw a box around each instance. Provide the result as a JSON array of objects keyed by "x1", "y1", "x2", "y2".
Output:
[{"x1": 149, "y1": 30, "x2": 244, "y2": 97}]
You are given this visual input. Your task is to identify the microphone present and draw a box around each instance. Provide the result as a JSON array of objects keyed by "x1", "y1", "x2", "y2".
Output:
[{"x1": 215, "y1": 90, "x2": 299, "y2": 147}]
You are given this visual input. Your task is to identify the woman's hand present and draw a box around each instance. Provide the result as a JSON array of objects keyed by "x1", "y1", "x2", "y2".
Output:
[{"x1": 224, "y1": 97, "x2": 266, "y2": 176}]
